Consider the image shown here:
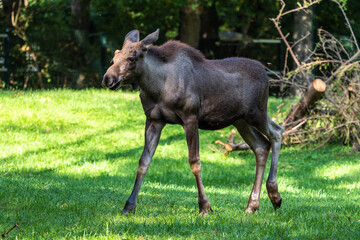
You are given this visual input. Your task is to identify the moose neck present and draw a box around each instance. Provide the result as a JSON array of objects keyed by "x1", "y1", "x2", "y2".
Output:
[{"x1": 137, "y1": 53, "x2": 167, "y2": 98}]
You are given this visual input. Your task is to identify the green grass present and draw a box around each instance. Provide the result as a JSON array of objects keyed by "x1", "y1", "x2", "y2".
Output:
[{"x1": 0, "y1": 89, "x2": 359, "y2": 239}]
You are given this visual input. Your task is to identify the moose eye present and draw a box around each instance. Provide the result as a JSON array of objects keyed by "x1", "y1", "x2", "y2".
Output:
[{"x1": 127, "y1": 56, "x2": 136, "y2": 63}]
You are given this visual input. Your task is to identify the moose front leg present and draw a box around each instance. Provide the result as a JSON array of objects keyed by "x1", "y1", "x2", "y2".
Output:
[
  {"x1": 122, "y1": 119, "x2": 165, "y2": 214},
  {"x1": 183, "y1": 117, "x2": 212, "y2": 216}
]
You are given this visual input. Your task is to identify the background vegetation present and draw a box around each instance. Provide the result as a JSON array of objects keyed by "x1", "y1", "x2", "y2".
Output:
[{"x1": 0, "y1": 0, "x2": 359, "y2": 89}]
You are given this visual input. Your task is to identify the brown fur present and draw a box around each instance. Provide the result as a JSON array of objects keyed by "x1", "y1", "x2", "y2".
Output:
[{"x1": 148, "y1": 40, "x2": 205, "y2": 63}]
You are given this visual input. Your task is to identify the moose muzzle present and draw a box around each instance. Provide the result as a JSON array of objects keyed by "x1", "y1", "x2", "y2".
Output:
[{"x1": 102, "y1": 69, "x2": 123, "y2": 90}]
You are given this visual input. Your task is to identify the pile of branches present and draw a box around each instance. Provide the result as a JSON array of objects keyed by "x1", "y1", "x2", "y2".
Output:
[
  {"x1": 214, "y1": 0, "x2": 360, "y2": 153},
  {"x1": 281, "y1": 28, "x2": 360, "y2": 149},
  {"x1": 277, "y1": 0, "x2": 360, "y2": 150}
]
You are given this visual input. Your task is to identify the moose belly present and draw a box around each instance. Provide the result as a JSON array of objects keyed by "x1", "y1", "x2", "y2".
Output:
[
  {"x1": 198, "y1": 102, "x2": 243, "y2": 130},
  {"x1": 198, "y1": 119, "x2": 236, "y2": 130}
]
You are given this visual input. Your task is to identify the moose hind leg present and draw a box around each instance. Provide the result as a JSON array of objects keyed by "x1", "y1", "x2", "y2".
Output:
[
  {"x1": 265, "y1": 118, "x2": 284, "y2": 210},
  {"x1": 250, "y1": 113, "x2": 284, "y2": 210},
  {"x1": 234, "y1": 120, "x2": 270, "y2": 213}
]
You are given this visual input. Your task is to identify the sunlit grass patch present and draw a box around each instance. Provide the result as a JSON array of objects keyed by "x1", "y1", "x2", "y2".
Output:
[{"x1": 1, "y1": 89, "x2": 360, "y2": 239}]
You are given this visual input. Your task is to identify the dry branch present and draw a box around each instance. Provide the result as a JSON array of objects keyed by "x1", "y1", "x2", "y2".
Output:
[{"x1": 215, "y1": 140, "x2": 250, "y2": 152}]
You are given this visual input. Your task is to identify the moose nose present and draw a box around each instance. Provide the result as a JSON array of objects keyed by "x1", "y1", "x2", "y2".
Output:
[{"x1": 102, "y1": 71, "x2": 117, "y2": 88}]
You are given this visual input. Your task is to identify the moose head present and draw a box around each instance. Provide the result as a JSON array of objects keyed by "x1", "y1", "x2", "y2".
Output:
[{"x1": 102, "y1": 29, "x2": 159, "y2": 90}]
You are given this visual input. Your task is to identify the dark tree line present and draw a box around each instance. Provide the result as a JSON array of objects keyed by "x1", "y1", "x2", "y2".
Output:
[{"x1": 0, "y1": 0, "x2": 359, "y2": 90}]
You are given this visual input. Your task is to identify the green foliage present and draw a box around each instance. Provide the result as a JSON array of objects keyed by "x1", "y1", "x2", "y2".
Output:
[
  {"x1": 1, "y1": 0, "x2": 360, "y2": 89},
  {"x1": 337, "y1": 0, "x2": 348, "y2": 8},
  {"x1": 315, "y1": 0, "x2": 360, "y2": 38},
  {"x1": 0, "y1": 89, "x2": 359, "y2": 239},
  {"x1": 90, "y1": 0, "x2": 184, "y2": 46},
  {"x1": 216, "y1": 0, "x2": 278, "y2": 37}
]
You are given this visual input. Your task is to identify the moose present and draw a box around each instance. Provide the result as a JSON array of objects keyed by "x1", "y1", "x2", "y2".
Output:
[{"x1": 102, "y1": 29, "x2": 284, "y2": 215}]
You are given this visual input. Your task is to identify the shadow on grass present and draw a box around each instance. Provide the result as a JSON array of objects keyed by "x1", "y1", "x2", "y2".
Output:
[
  {"x1": 0, "y1": 166, "x2": 246, "y2": 238},
  {"x1": 0, "y1": 125, "x2": 120, "y2": 163},
  {"x1": 1, "y1": 147, "x2": 360, "y2": 239},
  {"x1": 1, "y1": 120, "x2": 360, "y2": 239},
  {"x1": 3, "y1": 166, "x2": 358, "y2": 239},
  {"x1": 103, "y1": 131, "x2": 185, "y2": 162},
  {"x1": 0, "y1": 124, "x2": 186, "y2": 164}
]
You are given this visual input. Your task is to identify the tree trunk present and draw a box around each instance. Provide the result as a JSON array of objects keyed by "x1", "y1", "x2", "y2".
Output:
[
  {"x1": 293, "y1": 1, "x2": 314, "y2": 96},
  {"x1": 71, "y1": 0, "x2": 90, "y2": 88},
  {"x1": 2, "y1": 0, "x2": 15, "y2": 17},
  {"x1": 199, "y1": 3, "x2": 219, "y2": 58},
  {"x1": 180, "y1": 2, "x2": 203, "y2": 48},
  {"x1": 71, "y1": 0, "x2": 90, "y2": 43},
  {"x1": 283, "y1": 79, "x2": 326, "y2": 126}
]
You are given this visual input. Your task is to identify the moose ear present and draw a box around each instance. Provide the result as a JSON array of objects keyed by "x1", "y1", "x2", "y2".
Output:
[
  {"x1": 123, "y1": 30, "x2": 140, "y2": 46},
  {"x1": 141, "y1": 29, "x2": 159, "y2": 50}
]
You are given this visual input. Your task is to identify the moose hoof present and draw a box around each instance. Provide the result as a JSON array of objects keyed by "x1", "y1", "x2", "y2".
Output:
[
  {"x1": 245, "y1": 207, "x2": 257, "y2": 213},
  {"x1": 271, "y1": 197, "x2": 282, "y2": 210},
  {"x1": 199, "y1": 207, "x2": 213, "y2": 216},
  {"x1": 266, "y1": 180, "x2": 282, "y2": 210},
  {"x1": 121, "y1": 207, "x2": 136, "y2": 215},
  {"x1": 245, "y1": 200, "x2": 259, "y2": 213},
  {"x1": 198, "y1": 201, "x2": 212, "y2": 216},
  {"x1": 121, "y1": 202, "x2": 136, "y2": 215}
]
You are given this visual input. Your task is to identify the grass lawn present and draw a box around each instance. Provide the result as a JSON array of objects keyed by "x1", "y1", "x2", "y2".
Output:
[{"x1": 0, "y1": 89, "x2": 359, "y2": 239}]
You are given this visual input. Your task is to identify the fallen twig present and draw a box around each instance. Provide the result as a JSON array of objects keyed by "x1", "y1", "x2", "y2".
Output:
[{"x1": 1, "y1": 223, "x2": 21, "y2": 238}]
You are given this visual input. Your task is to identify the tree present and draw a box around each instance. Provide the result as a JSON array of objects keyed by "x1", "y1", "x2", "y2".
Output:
[
  {"x1": 199, "y1": 2, "x2": 220, "y2": 58},
  {"x1": 71, "y1": 0, "x2": 90, "y2": 44},
  {"x1": 71, "y1": 0, "x2": 91, "y2": 88},
  {"x1": 180, "y1": 1, "x2": 203, "y2": 48},
  {"x1": 293, "y1": 0, "x2": 314, "y2": 96}
]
